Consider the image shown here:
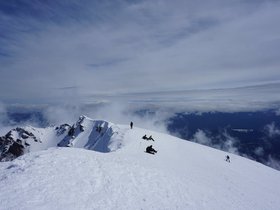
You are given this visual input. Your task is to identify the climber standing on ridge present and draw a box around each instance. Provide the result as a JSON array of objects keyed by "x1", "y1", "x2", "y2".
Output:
[{"x1": 130, "y1": 121, "x2": 133, "y2": 129}]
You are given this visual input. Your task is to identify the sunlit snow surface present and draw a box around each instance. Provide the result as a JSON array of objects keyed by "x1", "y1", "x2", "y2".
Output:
[{"x1": 0, "y1": 117, "x2": 280, "y2": 210}]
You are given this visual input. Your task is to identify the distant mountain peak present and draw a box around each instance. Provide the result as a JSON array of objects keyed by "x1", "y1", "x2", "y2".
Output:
[
  {"x1": 0, "y1": 127, "x2": 40, "y2": 161},
  {"x1": 0, "y1": 116, "x2": 125, "y2": 161}
]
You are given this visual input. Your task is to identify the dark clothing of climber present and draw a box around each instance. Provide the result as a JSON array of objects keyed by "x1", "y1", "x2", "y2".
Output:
[
  {"x1": 147, "y1": 135, "x2": 154, "y2": 141},
  {"x1": 130, "y1": 122, "x2": 133, "y2": 129},
  {"x1": 146, "y1": 145, "x2": 157, "y2": 154},
  {"x1": 226, "y1": 155, "x2": 230, "y2": 162}
]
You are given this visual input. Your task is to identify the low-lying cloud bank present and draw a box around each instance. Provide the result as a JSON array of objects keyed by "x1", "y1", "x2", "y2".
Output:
[
  {"x1": 42, "y1": 102, "x2": 170, "y2": 134},
  {"x1": 0, "y1": 102, "x2": 172, "y2": 135},
  {"x1": 192, "y1": 129, "x2": 240, "y2": 155},
  {"x1": 2, "y1": 82, "x2": 280, "y2": 135}
]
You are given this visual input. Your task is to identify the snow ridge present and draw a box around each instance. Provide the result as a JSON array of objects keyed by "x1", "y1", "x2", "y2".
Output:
[
  {"x1": 0, "y1": 116, "x2": 127, "y2": 161},
  {"x1": 57, "y1": 115, "x2": 125, "y2": 152}
]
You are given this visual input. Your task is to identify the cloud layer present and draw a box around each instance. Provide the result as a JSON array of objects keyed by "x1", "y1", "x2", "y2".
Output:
[{"x1": 1, "y1": 0, "x2": 280, "y2": 104}]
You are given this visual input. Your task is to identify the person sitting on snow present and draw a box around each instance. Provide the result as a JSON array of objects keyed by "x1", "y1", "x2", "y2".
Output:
[
  {"x1": 146, "y1": 145, "x2": 157, "y2": 154},
  {"x1": 147, "y1": 135, "x2": 154, "y2": 141},
  {"x1": 142, "y1": 134, "x2": 148, "y2": 140}
]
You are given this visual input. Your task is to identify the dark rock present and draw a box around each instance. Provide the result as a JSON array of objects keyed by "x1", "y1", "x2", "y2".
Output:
[
  {"x1": 0, "y1": 127, "x2": 39, "y2": 161},
  {"x1": 68, "y1": 126, "x2": 75, "y2": 136},
  {"x1": 7, "y1": 142, "x2": 24, "y2": 157}
]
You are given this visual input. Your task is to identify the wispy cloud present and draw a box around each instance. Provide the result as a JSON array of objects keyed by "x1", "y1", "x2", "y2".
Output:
[
  {"x1": 266, "y1": 155, "x2": 280, "y2": 170},
  {"x1": 192, "y1": 129, "x2": 240, "y2": 155},
  {"x1": 265, "y1": 122, "x2": 280, "y2": 137}
]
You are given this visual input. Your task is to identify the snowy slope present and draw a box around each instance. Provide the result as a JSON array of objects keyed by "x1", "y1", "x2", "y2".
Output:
[{"x1": 0, "y1": 117, "x2": 280, "y2": 210}]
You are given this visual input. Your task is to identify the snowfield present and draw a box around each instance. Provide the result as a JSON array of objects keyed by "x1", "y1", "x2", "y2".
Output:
[{"x1": 0, "y1": 116, "x2": 280, "y2": 210}]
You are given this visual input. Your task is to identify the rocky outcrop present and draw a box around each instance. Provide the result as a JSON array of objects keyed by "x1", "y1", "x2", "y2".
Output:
[
  {"x1": 0, "y1": 127, "x2": 39, "y2": 161},
  {"x1": 55, "y1": 124, "x2": 71, "y2": 136},
  {"x1": 0, "y1": 124, "x2": 69, "y2": 161}
]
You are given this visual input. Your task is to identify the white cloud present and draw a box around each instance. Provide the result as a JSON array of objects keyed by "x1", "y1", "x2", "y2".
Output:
[
  {"x1": 192, "y1": 129, "x2": 211, "y2": 145},
  {"x1": 265, "y1": 122, "x2": 280, "y2": 137},
  {"x1": 254, "y1": 147, "x2": 264, "y2": 156},
  {"x1": 192, "y1": 129, "x2": 239, "y2": 155},
  {"x1": 222, "y1": 132, "x2": 239, "y2": 154},
  {"x1": 266, "y1": 155, "x2": 280, "y2": 170}
]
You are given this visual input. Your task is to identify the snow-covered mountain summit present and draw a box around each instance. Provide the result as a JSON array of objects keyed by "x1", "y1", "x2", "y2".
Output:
[
  {"x1": 57, "y1": 115, "x2": 126, "y2": 152},
  {"x1": 0, "y1": 115, "x2": 126, "y2": 160},
  {"x1": 0, "y1": 115, "x2": 280, "y2": 209}
]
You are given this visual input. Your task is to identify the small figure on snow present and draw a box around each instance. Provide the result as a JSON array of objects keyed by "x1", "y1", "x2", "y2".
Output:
[
  {"x1": 146, "y1": 145, "x2": 157, "y2": 154},
  {"x1": 226, "y1": 155, "x2": 230, "y2": 162},
  {"x1": 130, "y1": 121, "x2": 133, "y2": 129},
  {"x1": 147, "y1": 135, "x2": 154, "y2": 141},
  {"x1": 142, "y1": 134, "x2": 148, "y2": 140}
]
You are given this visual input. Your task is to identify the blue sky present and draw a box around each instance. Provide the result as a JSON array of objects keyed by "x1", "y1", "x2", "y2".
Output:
[{"x1": 1, "y1": 0, "x2": 280, "y2": 106}]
